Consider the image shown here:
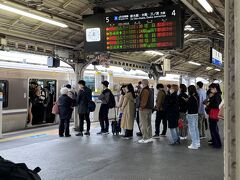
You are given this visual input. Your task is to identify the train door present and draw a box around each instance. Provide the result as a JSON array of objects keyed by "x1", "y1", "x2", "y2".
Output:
[{"x1": 28, "y1": 79, "x2": 57, "y2": 125}]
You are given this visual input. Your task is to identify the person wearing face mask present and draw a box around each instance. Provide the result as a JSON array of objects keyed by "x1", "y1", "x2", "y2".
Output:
[
  {"x1": 165, "y1": 84, "x2": 180, "y2": 145},
  {"x1": 178, "y1": 84, "x2": 188, "y2": 140},
  {"x1": 138, "y1": 79, "x2": 154, "y2": 144},
  {"x1": 117, "y1": 85, "x2": 126, "y2": 134},
  {"x1": 97, "y1": 81, "x2": 112, "y2": 135},
  {"x1": 186, "y1": 85, "x2": 200, "y2": 150},
  {"x1": 76, "y1": 80, "x2": 92, "y2": 137},
  {"x1": 153, "y1": 83, "x2": 167, "y2": 138},
  {"x1": 166, "y1": 84, "x2": 171, "y2": 95},
  {"x1": 205, "y1": 83, "x2": 222, "y2": 149},
  {"x1": 121, "y1": 84, "x2": 136, "y2": 139},
  {"x1": 135, "y1": 81, "x2": 143, "y2": 137}
]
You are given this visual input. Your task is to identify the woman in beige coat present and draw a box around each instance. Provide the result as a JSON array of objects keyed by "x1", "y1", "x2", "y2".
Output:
[{"x1": 121, "y1": 83, "x2": 136, "y2": 139}]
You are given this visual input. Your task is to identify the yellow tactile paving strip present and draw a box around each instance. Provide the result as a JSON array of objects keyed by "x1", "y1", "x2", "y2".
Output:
[
  {"x1": 0, "y1": 129, "x2": 58, "y2": 143},
  {"x1": 0, "y1": 123, "x2": 99, "y2": 143}
]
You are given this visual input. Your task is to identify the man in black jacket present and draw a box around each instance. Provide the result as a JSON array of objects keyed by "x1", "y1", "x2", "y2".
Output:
[
  {"x1": 76, "y1": 80, "x2": 92, "y2": 136},
  {"x1": 97, "y1": 81, "x2": 111, "y2": 135}
]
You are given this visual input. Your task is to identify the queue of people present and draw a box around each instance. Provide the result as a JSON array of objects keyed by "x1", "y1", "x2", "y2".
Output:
[{"x1": 57, "y1": 79, "x2": 223, "y2": 150}]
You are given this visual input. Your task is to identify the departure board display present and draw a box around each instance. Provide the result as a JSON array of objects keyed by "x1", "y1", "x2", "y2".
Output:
[{"x1": 83, "y1": 5, "x2": 183, "y2": 53}]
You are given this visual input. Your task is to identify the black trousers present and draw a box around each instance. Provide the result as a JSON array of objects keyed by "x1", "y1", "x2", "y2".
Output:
[
  {"x1": 99, "y1": 104, "x2": 109, "y2": 132},
  {"x1": 79, "y1": 113, "x2": 90, "y2": 132},
  {"x1": 125, "y1": 129, "x2": 133, "y2": 137},
  {"x1": 209, "y1": 119, "x2": 222, "y2": 148},
  {"x1": 59, "y1": 118, "x2": 70, "y2": 136},
  {"x1": 155, "y1": 110, "x2": 167, "y2": 135},
  {"x1": 136, "y1": 110, "x2": 142, "y2": 133}
]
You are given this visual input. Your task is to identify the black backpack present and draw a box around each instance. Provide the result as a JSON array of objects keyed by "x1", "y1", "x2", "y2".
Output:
[
  {"x1": 107, "y1": 91, "x2": 116, "y2": 109},
  {"x1": 88, "y1": 100, "x2": 96, "y2": 112},
  {"x1": 0, "y1": 156, "x2": 41, "y2": 180}
]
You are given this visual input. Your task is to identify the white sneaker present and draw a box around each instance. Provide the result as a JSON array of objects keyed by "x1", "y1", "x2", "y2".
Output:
[
  {"x1": 138, "y1": 139, "x2": 148, "y2": 144},
  {"x1": 26, "y1": 123, "x2": 32, "y2": 127},
  {"x1": 197, "y1": 143, "x2": 200, "y2": 148},
  {"x1": 146, "y1": 138, "x2": 153, "y2": 143},
  {"x1": 188, "y1": 144, "x2": 199, "y2": 150}
]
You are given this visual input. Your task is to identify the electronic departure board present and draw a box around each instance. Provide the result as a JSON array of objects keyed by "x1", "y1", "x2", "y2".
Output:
[{"x1": 83, "y1": 5, "x2": 183, "y2": 53}]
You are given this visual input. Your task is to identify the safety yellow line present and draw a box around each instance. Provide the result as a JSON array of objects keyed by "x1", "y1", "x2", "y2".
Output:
[
  {"x1": 0, "y1": 123, "x2": 99, "y2": 143},
  {"x1": 0, "y1": 129, "x2": 58, "y2": 143}
]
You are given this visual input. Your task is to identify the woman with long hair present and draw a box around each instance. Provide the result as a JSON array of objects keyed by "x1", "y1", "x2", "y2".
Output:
[
  {"x1": 186, "y1": 85, "x2": 200, "y2": 150},
  {"x1": 178, "y1": 84, "x2": 188, "y2": 139},
  {"x1": 165, "y1": 84, "x2": 180, "y2": 145},
  {"x1": 121, "y1": 83, "x2": 136, "y2": 139},
  {"x1": 117, "y1": 85, "x2": 126, "y2": 134},
  {"x1": 206, "y1": 83, "x2": 222, "y2": 148}
]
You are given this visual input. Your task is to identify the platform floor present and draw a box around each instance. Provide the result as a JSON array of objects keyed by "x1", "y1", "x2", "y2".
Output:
[{"x1": 0, "y1": 122, "x2": 223, "y2": 180}]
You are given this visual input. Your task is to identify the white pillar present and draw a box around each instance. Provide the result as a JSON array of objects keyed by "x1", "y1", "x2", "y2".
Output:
[
  {"x1": 0, "y1": 92, "x2": 3, "y2": 138},
  {"x1": 95, "y1": 71, "x2": 102, "y2": 94},
  {"x1": 107, "y1": 70, "x2": 113, "y2": 92}
]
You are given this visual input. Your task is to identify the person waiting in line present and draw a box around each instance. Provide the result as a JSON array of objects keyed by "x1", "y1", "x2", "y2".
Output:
[
  {"x1": 58, "y1": 87, "x2": 74, "y2": 137},
  {"x1": 165, "y1": 84, "x2": 180, "y2": 145},
  {"x1": 65, "y1": 84, "x2": 77, "y2": 105},
  {"x1": 153, "y1": 83, "x2": 166, "y2": 138},
  {"x1": 135, "y1": 81, "x2": 143, "y2": 137},
  {"x1": 178, "y1": 84, "x2": 188, "y2": 140},
  {"x1": 121, "y1": 84, "x2": 136, "y2": 139},
  {"x1": 76, "y1": 80, "x2": 92, "y2": 137},
  {"x1": 117, "y1": 85, "x2": 126, "y2": 134},
  {"x1": 196, "y1": 81, "x2": 207, "y2": 139},
  {"x1": 138, "y1": 79, "x2": 154, "y2": 144},
  {"x1": 186, "y1": 85, "x2": 200, "y2": 150},
  {"x1": 97, "y1": 81, "x2": 111, "y2": 135},
  {"x1": 205, "y1": 83, "x2": 222, "y2": 149}
]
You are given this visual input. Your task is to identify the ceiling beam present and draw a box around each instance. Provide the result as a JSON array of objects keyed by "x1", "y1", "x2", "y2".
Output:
[
  {"x1": 42, "y1": 1, "x2": 82, "y2": 19},
  {"x1": 180, "y1": 0, "x2": 217, "y2": 29},
  {"x1": 62, "y1": 0, "x2": 74, "y2": 9},
  {"x1": 0, "y1": 26, "x2": 76, "y2": 48},
  {"x1": 0, "y1": 0, "x2": 83, "y2": 28},
  {"x1": 31, "y1": 22, "x2": 44, "y2": 32}
]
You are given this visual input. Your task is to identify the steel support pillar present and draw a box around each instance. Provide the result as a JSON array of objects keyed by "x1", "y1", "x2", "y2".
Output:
[
  {"x1": 224, "y1": 0, "x2": 240, "y2": 179},
  {"x1": 73, "y1": 63, "x2": 85, "y2": 131}
]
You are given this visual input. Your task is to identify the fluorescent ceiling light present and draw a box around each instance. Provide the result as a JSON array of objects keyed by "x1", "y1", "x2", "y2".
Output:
[
  {"x1": 188, "y1": 61, "x2": 201, "y2": 66},
  {"x1": 145, "y1": 51, "x2": 164, "y2": 56},
  {"x1": 184, "y1": 25, "x2": 195, "y2": 31},
  {"x1": 214, "y1": 68, "x2": 221, "y2": 72},
  {"x1": 197, "y1": 0, "x2": 213, "y2": 13},
  {"x1": 206, "y1": 66, "x2": 213, "y2": 70},
  {"x1": 184, "y1": 34, "x2": 190, "y2": 38},
  {"x1": 0, "y1": 3, "x2": 68, "y2": 28}
]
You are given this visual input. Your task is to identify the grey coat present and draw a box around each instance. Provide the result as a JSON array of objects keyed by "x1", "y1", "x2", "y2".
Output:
[{"x1": 77, "y1": 87, "x2": 92, "y2": 114}]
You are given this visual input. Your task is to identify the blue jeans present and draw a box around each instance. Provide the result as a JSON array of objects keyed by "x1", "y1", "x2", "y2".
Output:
[
  {"x1": 170, "y1": 128, "x2": 179, "y2": 143},
  {"x1": 187, "y1": 114, "x2": 200, "y2": 147}
]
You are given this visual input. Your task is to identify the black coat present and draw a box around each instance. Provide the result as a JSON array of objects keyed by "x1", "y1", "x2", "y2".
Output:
[
  {"x1": 178, "y1": 92, "x2": 188, "y2": 113},
  {"x1": 77, "y1": 87, "x2": 92, "y2": 114},
  {"x1": 58, "y1": 94, "x2": 74, "y2": 120},
  {"x1": 209, "y1": 92, "x2": 222, "y2": 109},
  {"x1": 165, "y1": 92, "x2": 179, "y2": 128}
]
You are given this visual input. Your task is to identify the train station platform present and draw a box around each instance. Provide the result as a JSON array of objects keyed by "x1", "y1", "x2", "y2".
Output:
[{"x1": 0, "y1": 122, "x2": 223, "y2": 180}]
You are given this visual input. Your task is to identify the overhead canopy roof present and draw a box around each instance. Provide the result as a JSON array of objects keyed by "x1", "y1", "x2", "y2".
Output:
[{"x1": 0, "y1": 0, "x2": 224, "y2": 79}]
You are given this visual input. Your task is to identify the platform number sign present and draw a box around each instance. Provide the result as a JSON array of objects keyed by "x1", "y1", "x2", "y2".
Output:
[{"x1": 84, "y1": 5, "x2": 183, "y2": 52}]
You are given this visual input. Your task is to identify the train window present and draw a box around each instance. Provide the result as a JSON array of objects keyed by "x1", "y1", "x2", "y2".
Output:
[{"x1": 0, "y1": 80, "x2": 9, "y2": 108}]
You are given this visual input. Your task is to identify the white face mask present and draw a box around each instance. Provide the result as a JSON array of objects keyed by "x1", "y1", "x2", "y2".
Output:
[{"x1": 170, "y1": 89, "x2": 174, "y2": 94}]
